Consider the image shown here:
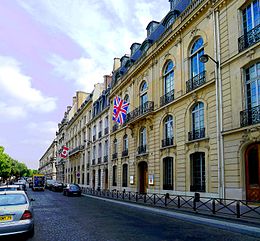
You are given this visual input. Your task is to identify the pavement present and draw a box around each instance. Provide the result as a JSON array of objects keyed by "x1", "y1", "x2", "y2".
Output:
[{"x1": 83, "y1": 193, "x2": 260, "y2": 238}]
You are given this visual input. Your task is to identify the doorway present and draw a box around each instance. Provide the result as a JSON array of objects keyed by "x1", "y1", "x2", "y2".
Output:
[{"x1": 138, "y1": 161, "x2": 148, "y2": 194}]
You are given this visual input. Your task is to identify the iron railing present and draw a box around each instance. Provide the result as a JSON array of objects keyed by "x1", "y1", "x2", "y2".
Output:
[
  {"x1": 161, "y1": 137, "x2": 174, "y2": 147},
  {"x1": 240, "y1": 105, "x2": 260, "y2": 127},
  {"x1": 81, "y1": 188, "x2": 260, "y2": 223},
  {"x1": 122, "y1": 149, "x2": 128, "y2": 157},
  {"x1": 238, "y1": 24, "x2": 260, "y2": 52},
  {"x1": 68, "y1": 144, "x2": 85, "y2": 156},
  {"x1": 138, "y1": 145, "x2": 147, "y2": 154},
  {"x1": 188, "y1": 128, "x2": 205, "y2": 141},
  {"x1": 160, "y1": 90, "x2": 174, "y2": 107},
  {"x1": 126, "y1": 101, "x2": 154, "y2": 123},
  {"x1": 186, "y1": 71, "x2": 206, "y2": 93}
]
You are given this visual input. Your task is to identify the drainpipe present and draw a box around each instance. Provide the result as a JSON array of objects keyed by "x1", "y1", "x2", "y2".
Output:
[{"x1": 213, "y1": 10, "x2": 225, "y2": 199}]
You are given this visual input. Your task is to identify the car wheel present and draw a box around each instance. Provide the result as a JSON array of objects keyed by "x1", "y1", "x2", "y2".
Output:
[{"x1": 27, "y1": 225, "x2": 35, "y2": 238}]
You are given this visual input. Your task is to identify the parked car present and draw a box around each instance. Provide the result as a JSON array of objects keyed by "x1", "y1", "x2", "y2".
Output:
[
  {"x1": 0, "y1": 185, "x2": 21, "y2": 192},
  {"x1": 13, "y1": 182, "x2": 27, "y2": 191},
  {"x1": 45, "y1": 179, "x2": 55, "y2": 190},
  {"x1": 51, "y1": 182, "x2": 64, "y2": 192},
  {"x1": 0, "y1": 190, "x2": 34, "y2": 238},
  {"x1": 63, "y1": 184, "x2": 82, "y2": 196}
]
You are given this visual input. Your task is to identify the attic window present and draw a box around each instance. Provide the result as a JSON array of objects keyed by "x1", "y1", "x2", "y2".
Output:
[{"x1": 165, "y1": 16, "x2": 175, "y2": 28}]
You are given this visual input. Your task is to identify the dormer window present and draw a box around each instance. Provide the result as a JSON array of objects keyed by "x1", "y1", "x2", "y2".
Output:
[
  {"x1": 146, "y1": 21, "x2": 159, "y2": 36},
  {"x1": 130, "y1": 43, "x2": 141, "y2": 56}
]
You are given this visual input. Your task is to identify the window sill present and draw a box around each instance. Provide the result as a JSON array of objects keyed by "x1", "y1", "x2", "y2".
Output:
[{"x1": 185, "y1": 137, "x2": 209, "y2": 144}]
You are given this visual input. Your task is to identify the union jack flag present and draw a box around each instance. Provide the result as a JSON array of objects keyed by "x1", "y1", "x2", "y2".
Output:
[{"x1": 112, "y1": 96, "x2": 129, "y2": 125}]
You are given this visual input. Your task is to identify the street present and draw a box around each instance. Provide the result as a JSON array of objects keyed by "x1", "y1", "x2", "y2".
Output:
[{"x1": 4, "y1": 188, "x2": 260, "y2": 241}]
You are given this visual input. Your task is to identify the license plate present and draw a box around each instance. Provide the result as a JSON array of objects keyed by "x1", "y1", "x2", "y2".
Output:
[{"x1": 0, "y1": 215, "x2": 12, "y2": 222}]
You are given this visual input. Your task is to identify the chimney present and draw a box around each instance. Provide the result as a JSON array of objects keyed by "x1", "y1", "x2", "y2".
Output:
[
  {"x1": 113, "y1": 57, "x2": 120, "y2": 72},
  {"x1": 103, "y1": 75, "x2": 112, "y2": 88}
]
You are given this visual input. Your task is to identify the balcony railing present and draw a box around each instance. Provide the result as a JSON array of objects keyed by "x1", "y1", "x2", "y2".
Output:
[
  {"x1": 122, "y1": 149, "x2": 128, "y2": 157},
  {"x1": 98, "y1": 131, "x2": 102, "y2": 139},
  {"x1": 104, "y1": 127, "x2": 109, "y2": 135},
  {"x1": 160, "y1": 90, "x2": 174, "y2": 107},
  {"x1": 188, "y1": 128, "x2": 205, "y2": 141},
  {"x1": 112, "y1": 124, "x2": 118, "y2": 132},
  {"x1": 103, "y1": 155, "x2": 108, "y2": 163},
  {"x1": 138, "y1": 145, "x2": 147, "y2": 155},
  {"x1": 240, "y1": 105, "x2": 260, "y2": 127},
  {"x1": 161, "y1": 137, "x2": 174, "y2": 147},
  {"x1": 112, "y1": 153, "x2": 118, "y2": 159},
  {"x1": 126, "y1": 101, "x2": 154, "y2": 123},
  {"x1": 186, "y1": 71, "x2": 206, "y2": 93},
  {"x1": 68, "y1": 144, "x2": 85, "y2": 156},
  {"x1": 98, "y1": 157, "x2": 102, "y2": 164},
  {"x1": 238, "y1": 24, "x2": 260, "y2": 52}
]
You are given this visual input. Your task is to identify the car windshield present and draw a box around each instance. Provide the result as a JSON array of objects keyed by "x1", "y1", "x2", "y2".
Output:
[
  {"x1": 0, "y1": 194, "x2": 27, "y2": 206},
  {"x1": 70, "y1": 185, "x2": 80, "y2": 191}
]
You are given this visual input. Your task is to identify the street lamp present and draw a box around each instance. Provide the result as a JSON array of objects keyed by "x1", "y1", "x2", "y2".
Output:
[{"x1": 199, "y1": 54, "x2": 219, "y2": 67}]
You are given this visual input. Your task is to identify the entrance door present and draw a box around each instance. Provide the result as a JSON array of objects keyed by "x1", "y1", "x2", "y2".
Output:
[
  {"x1": 92, "y1": 170, "x2": 96, "y2": 189},
  {"x1": 138, "y1": 161, "x2": 148, "y2": 194},
  {"x1": 245, "y1": 144, "x2": 260, "y2": 201},
  {"x1": 104, "y1": 169, "x2": 108, "y2": 190}
]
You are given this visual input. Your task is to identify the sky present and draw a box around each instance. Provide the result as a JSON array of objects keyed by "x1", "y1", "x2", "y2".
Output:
[{"x1": 0, "y1": 0, "x2": 170, "y2": 169}]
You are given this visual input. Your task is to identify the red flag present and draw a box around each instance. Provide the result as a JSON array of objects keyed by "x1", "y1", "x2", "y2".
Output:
[{"x1": 60, "y1": 146, "x2": 69, "y2": 158}]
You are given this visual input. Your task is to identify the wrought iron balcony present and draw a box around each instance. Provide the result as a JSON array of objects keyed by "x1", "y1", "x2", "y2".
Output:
[
  {"x1": 103, "y1": 155, "x2": 108, "y2": 163},
  {"x1": 240, "y1": 105, "x2": 260, "y2": 127},
  {"x1": 98, "y1": 157, "x2": 102, "y2": 164},
  {"x1": 104, "y1": 127, "x2": 109, "y2": 135},
  {"x1": 238, "y1": 24, "x2": 260, "y2": 52},
  {"x1": 161, "y1": 137, "x2": 174, "y2": 147},
  {"x1": 68, "y1": 144, "x2": 85, "y2": 156},
  {"x1": 112, "y1": 153, "x2": 118, "y2": 159},
  {"x1": 186, "y1": 71, "x2": 206, "y2": 93},
  {"x1": 112, "y1": 124, "x2": 118, "y2": 132},
  {"x1": 122, "y1": 149, "x2": 128, "y2": 157},
  {"x1": 160, "y1": 90, "x2": 174, "y2": 107},
  {"x1": 138, "y1": 145, "x2": 147, "y2": 154},
  {"x1": 188, "y1": 128, "x2": 205, "y2": 141},
  {"x1": 126, "y1": 101, "x2": 154, "y2": 123},
  {"x1": 98, "y1": 131, "x2": 102, "y2": 138}
]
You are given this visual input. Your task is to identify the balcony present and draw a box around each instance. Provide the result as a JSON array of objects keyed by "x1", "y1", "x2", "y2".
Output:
[
  {"x1": 112, "y1": 153, "x2": 118, "y2": 159},
  {"x1": 104, "y1": 127, "x2": 109, "y2": 135},
  {"x1": 103, "y1": 155, "x2": 108, "y2": 163},
  {"x1": 98, "y1": 157, "x2": 102, "y2": 164},
  {"x1": 160, "y1": 90, "x2": 174, "y2": 107},
  {"x1": 188, "y1": 128, "x2": 205, "y2": 141},
  {"x1": 138, "y1": 145, "x2": 147, "y2": 155},
  {"x1": 126, "y1": 101, "x2": 154, "y2": 123},
  {"x1": 98, "y1": 131, "x2": 102, "y2": 139},
  {"x1": 122, "y1": 149, "x2": 128, "y2": 157},
  {"x1": 68, "y1": 144, "x2": 85, "y2": 157},
  {"x1": 238, "y1": 24, "x2": 260, "y2": 52},
  {"x1": 240, "y1": 105, "x2": 260, "y2": 127},
  {"x1": 186, "y1": 71, "x2": 206, "y2": 93},
  {"x1": 112, "y1": 124, "x2": 118, "y2": 132},
  {"x1": 92, "y1": 159, "x2": 95, "y2": 165},
  {"x1": 161, "y1": 137, "x2": 174, "y2": 147}
]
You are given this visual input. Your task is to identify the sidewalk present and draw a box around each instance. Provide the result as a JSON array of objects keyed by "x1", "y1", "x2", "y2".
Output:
[{"x1": 82, "y1": 193, "x2": 260, "y2": 238}]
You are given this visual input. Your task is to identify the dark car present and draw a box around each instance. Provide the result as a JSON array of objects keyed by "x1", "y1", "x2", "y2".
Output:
[
  {"x1": 45, "y1": 179, "x2": 55, "y2": 190},
  {"x1": 63, "y1": 184, "x2": 82, "y2": 197},
  {"x1": 51, "y1": 182, "x2": 64, "y2": 192}
]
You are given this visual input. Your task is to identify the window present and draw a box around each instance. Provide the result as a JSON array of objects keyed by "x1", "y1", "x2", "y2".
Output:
[
  {"x1": 163, "y1": 157, "x2": 173, "y2": 190},
  {"x1": 113, "y1": 139, "x2": 117, "y2": 154},
  {"x1": 190, "y1": 38, "x2": 205, "y2": 78},
  {"x1": 162, "y1": 115, "x2": 173, "y2": 147},
  {"x1": 87, "y1": 173, "x2": 89, "y2": 185},
  {"x1": 104, "y1": 140, "x2": 108, "y2": 156},
  {"x1": 93, "y1": 145, "x2": 96, "y2": 160},
  {"x1": 123, "y1": 135, "x2": 128, "y2": 151},
  {"x1": 122, "y1": 164, "x2": 128, "y2": 187},
  {"x1": 98, "y1": 143, "x2": 102, "y2": 158},
  {"x1": 124, "y1": 94, "x2": 130, "y2": 114},
  {"x1": 113, "y1": 166, "x2": 117, "y2": 186},
  {"x1": 190, "y1": 152, "x2": 205, "y2": 192},
  {"x1": 140, "y1": 81, "x2": 148, "y2": 108},
  {"x1": 164, "y1": 61, "x2": 174, "y2": 94},
  {"x1": 99, "y1": 120, "x2": 102, "y2": 137},
  {"x1": 98, "y1": 169, "x2": 101, "y2": 187},
  {"x1": 189, "y1": 102, "x2": 205, "y2": 141},
  {"x1": 138, "y1": 127, "x2": 147, "y2": 154}
]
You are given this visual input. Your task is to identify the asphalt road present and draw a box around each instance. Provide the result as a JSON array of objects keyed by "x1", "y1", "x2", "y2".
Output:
[{"x1": 4, "y1": 188, "x2": 260, "y2": 241}]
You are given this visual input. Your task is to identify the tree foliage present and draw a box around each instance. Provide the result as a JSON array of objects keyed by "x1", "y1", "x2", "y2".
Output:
[{"x1": 0, "y1": 146, "x2": 36, "y2": 181}]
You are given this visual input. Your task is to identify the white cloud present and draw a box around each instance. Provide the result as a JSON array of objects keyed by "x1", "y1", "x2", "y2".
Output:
[
  {"x1": 0, "y1": 56, "x2": 57, "y2": 115},
  {"x1": 0, "y1": 102, "x2": 26, "y2": 121},
  {"x1": 26, "y1": 121, "x2": 57, "y2": 134}
]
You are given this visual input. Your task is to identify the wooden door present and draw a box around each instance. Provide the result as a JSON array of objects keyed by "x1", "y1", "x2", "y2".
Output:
[{"x1": 138, "y1": 162, "x2": 148, "y2": 194}]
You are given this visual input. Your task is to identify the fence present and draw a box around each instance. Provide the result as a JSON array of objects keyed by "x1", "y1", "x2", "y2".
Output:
[{"x1": 81, "y1": 188, "x2": 260, "y2": 223}]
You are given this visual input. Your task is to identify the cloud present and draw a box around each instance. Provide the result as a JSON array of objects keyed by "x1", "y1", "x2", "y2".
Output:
[
  {"x1": 0, "y1": 56, "x2": 57, "y2": 116},
  {"x1": 26, "y1": 121, "x2": 58, "y2": 134},
  {"x1": 0, "y1": 102, "x2": 26, "y2": 121}
]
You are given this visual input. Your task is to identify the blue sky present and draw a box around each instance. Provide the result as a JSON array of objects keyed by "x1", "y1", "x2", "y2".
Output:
[{"x1": 0, "y1": 0, "x2": 170, "y2": 169}]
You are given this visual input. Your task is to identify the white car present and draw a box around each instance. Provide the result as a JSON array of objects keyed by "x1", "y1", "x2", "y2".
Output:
[{"x1": 0, "y1": 191, "x2": 34, "y2": 238}]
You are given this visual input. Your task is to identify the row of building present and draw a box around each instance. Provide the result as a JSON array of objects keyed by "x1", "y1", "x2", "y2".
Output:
[{"x1": 38, "y1": 0, "x2": 260, "y2": 202}]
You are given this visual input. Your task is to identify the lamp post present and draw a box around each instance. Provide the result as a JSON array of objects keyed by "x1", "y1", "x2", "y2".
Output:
[{"x1": 199, "y1": 53, "x2": 224, "y2": 199}]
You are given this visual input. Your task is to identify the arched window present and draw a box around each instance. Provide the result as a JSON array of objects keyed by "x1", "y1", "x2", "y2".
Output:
[
  {"x1": 122, "y1": 164, "x2": 128, "y2": 187},
  {"x1": 189, "y1": 102, "x2": 205, "y2": 141},
  {"x1": 138, "y1": 127, "x2": 147, "y2": 154},
  {"x1": 190, "y1": 38, "x2": 205, "y2": 78},
  {"x1": 140, "y1": 81, "x2": 148, "y2": 112},
  {"x1": 161, "y1": 61, "x2": 174, "y2": 106},
  {"x1": 162, "y1": 115, "x2": 173, "y2": 147}
]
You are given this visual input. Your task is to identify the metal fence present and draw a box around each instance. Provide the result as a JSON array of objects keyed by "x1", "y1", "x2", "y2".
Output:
[{"x1": 81, "y1": 188, "x2": 260, "y2": 223}]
